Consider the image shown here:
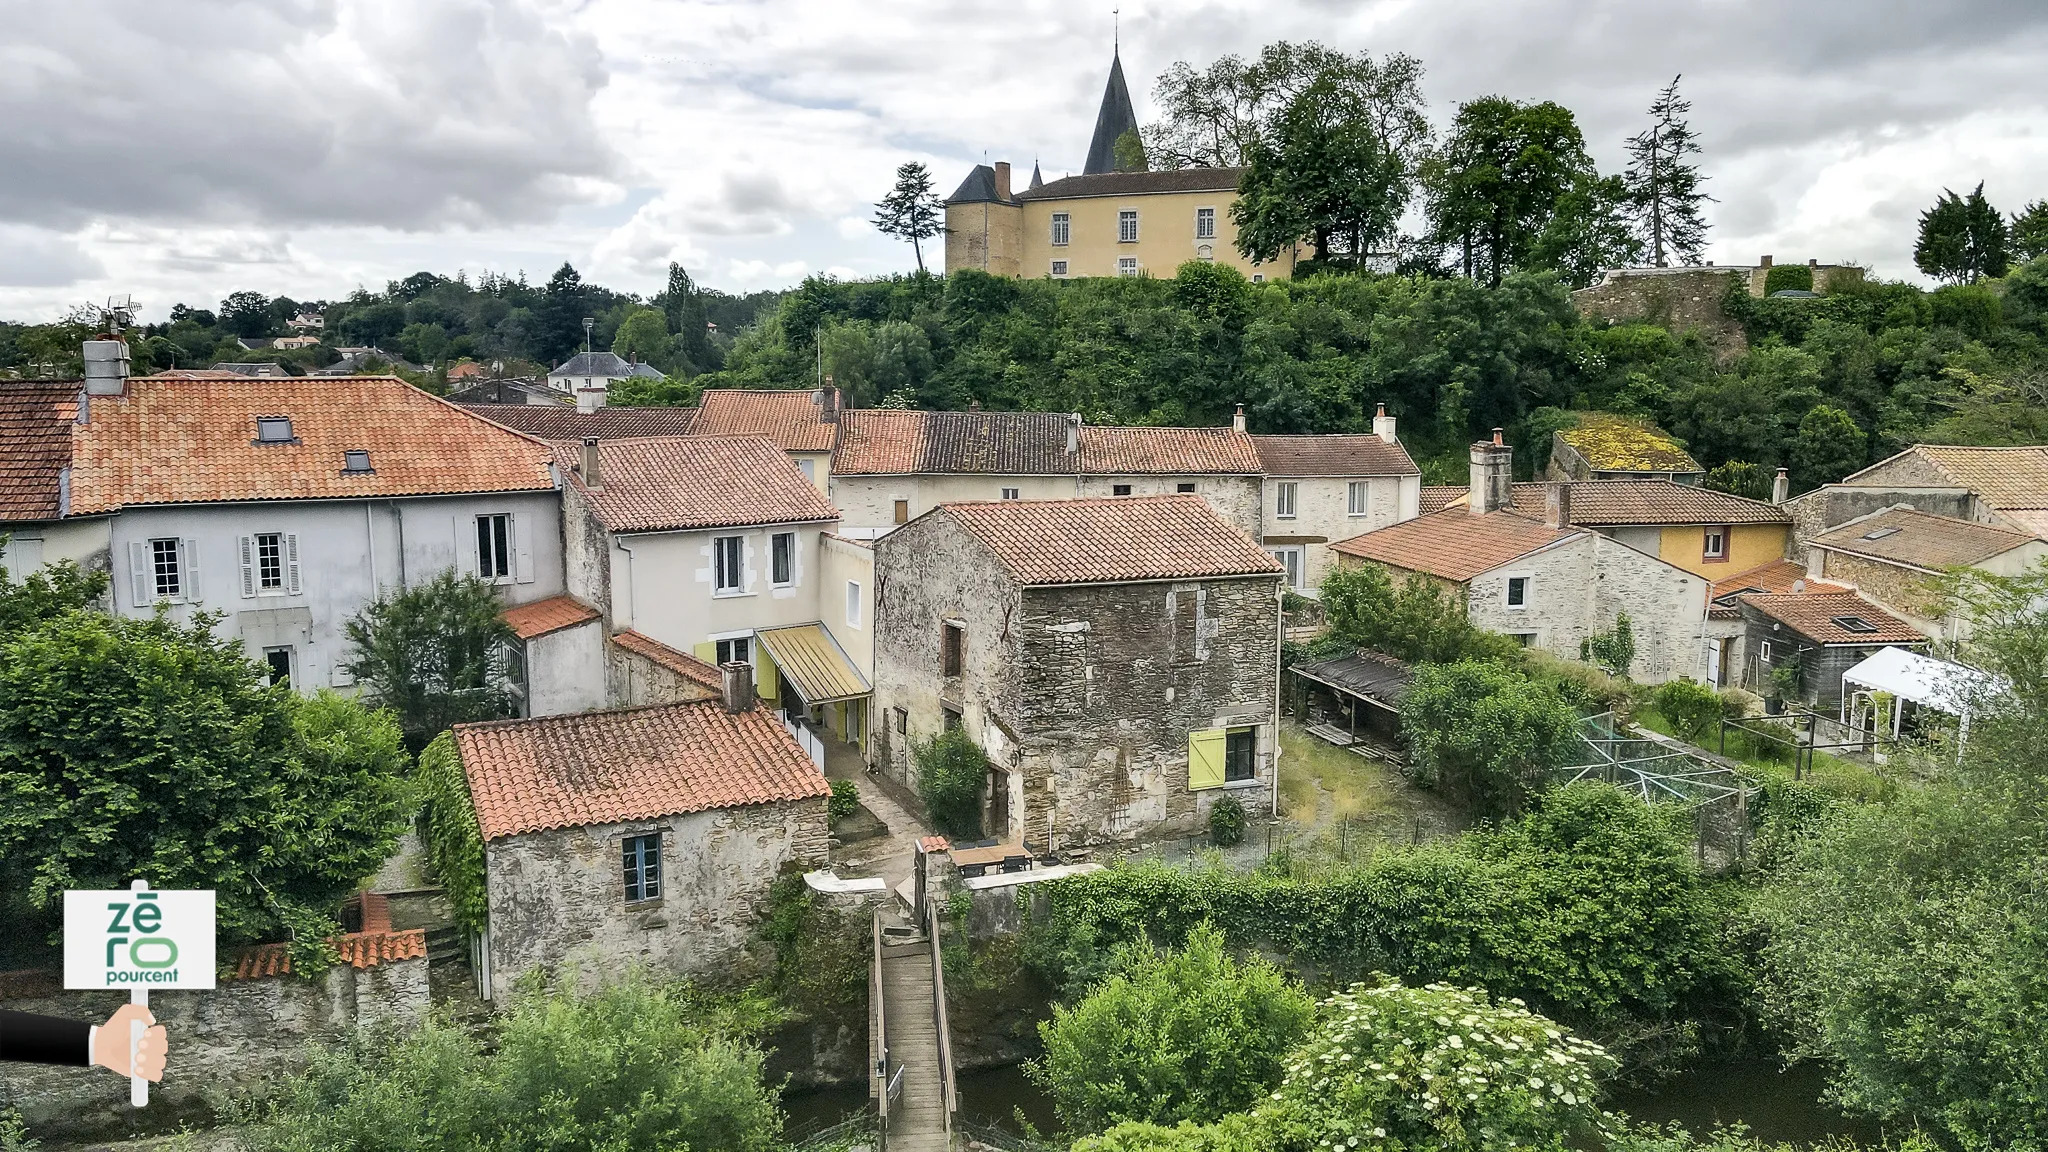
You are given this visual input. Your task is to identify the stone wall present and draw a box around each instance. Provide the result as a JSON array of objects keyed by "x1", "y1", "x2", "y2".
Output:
[
  {"x1": 1781, "y1": 488, "x2": 1975, "y2": 556},
  {"x1": 483, "y1": 799, "x2": 828, "y2": 1001},
  {"x1": 562, "y1": 482, "x2": 615, "y2": 623},
  {"x1": 1572, "y1": 268, "x2": 1748, "y2": 358},
  {"x1": 605, "y1": 637, "x2": 721, "y2": 707},
  {"x1": 1814, "y1": 550, "x2": 1945, "y2": 628},
  {"x1": 945, "y1": 200, "x2": 1024, "y2": 277},
  {"x1": 1464, "y1": 534, "x2": 1707, "y2": 683},
  {"x1": 1, "y1": 956, "x2": 427, "y2": 1142}
]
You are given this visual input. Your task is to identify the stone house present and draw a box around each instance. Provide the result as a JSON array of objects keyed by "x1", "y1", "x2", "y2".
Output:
[
  {"x1": 1804, "y1": 506, "x2": 2048, "y2": 639},
  {"x1": 1334, "y1": 434, "x2": 1709, "y2": 683},
  {"x1": 454, "y1": 675, "x2": 830, "y2": 1001},
  {"x1": 1251, "y1": 406, "x2": 1423, "y2": 591},
  {"x1": 1547, "y1": 413, "x2": 1704, "y2": 483},
  {"x1": 1735, "y1": 591, "x2": 1925, "y2": 709},
  {"x1": 1784, "y1": 443, "x2": 2048, "y2": 551},
  {"x1": 1700, "y1": 560, "x2": 1848, "y2": 689},
  {"x1": 871, "y1": 495, "x2": 1285, "y2": 849}
]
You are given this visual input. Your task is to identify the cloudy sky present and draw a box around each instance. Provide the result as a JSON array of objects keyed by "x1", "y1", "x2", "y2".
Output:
[{"x1": 4, "y1": 0, "x2": 2046, "y2": 321}]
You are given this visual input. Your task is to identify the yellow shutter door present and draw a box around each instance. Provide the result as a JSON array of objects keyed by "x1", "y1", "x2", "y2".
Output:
[{"x1": 1188, "y1": 728, "x2": 1226, "y2": 790}]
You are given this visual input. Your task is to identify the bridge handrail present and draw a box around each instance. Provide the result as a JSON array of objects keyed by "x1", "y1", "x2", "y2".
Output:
[
  {"x1": 926, "y1": 896, "x2": 959, "y2": 1131},
  {"x1": 871, "y1": 909, "x2": 889, "y2": 1138}
]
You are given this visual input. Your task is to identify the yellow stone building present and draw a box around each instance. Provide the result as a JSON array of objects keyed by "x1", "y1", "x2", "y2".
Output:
[{"x1": 943, "y1": 50, "x2": 1294, "y2": 282}]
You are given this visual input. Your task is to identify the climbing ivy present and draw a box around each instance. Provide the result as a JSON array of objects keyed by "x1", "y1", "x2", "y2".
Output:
[{"x1": 415, "y1": 732, "x2": 488, "y2": 933}]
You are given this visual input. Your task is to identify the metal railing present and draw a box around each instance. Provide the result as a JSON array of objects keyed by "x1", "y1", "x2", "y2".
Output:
[
  {"x1": 926, "y1": 897, "x2": 959, "y2": 1135},
  {"x1": 870, "y1": 910, "x2": 890, "y2": 1145}
]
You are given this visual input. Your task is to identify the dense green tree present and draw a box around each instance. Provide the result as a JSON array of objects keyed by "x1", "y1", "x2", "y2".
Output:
[
  {"x1": 1530, "y1": 173, "x2": 1645, "y2": 288},
  {"x1": 610, "y1": 307, "x2": 671, "y2": 369},
  {"x1": 1319, "y1": 561, "x2": 1521, "y2": 664},
  {"x1": 2011, "y1": 199, "x2": 2048, "y2": 262},
  {"x1": 1702, "y1": 459, "x2": 1771, "y2": 500},
  {"x1": 1032, "y1": 924, "x2": 1315, "y2": 1133},
  {"x1": 537, "y1": 261, "x2": 594, "y2": 365},
  {"x1": 1622, "y1": 75, "x2": 1712, "y2": 267},
  {"x1": 872, "y1": 161, "x2": 945, "y2": 274},
  {"x1": 342, "y1": 571, "x2": 516, "y2": 748},
  {"x1": 1400, "y1": 660, "x2": 1581, "y2": 817},
  {"x1": 219, "y1": 290, "x2": 276, "y2": 338},
  {"x1": 1424, "y1": 97, "x2": 1597, "y2": 285},
  {"x1": 1914, "y1": 183, "x2": 2009, "y2": 284},
  {"x1": 0, "y1": 554, "x2": 107, "y2": 635},
  {"x1": 651, "y1": 262, "x2": 715, "y2": 373},
  {"x1": 913, "y1": 726, "x2": 987, "y2": 838},
  {"x1": 1787, "y1": 403, "x2": 1867, "y2": 492},
  {"x1": 396, "y1": 321, "x2": 450, "y2": 367}
]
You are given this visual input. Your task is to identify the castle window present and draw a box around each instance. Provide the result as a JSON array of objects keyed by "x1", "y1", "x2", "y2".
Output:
[
  {"x1": 1118, "y1": 257, "x2": 1138, "y2": 277},
  {"x1": 1050, "y1": 213, "x2": 1070, "y2": 246},
  {"x1": 1118, "y1": 210, "x2": 1139, "y2": 243},
  {"x1": 1051, "y1": 260, "x2": 1068, "y2": 277},
  {"x1": 1196, "y1": 207, "x2": 1216, "y2": 239}
]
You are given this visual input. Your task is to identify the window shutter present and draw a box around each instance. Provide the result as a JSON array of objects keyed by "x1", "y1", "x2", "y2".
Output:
[
  {"x1": 456, "y1": 516, "x2": 476, "y2": 577},
  {"x1": 512, "y1": 515, "x2": 534, "y2": 584},
  {"x1": 128, "y1": 541, "x2": 152, "y2": 607},
  {"x1": 1188, "y1": 728, "x2": 1226, "y2": 790},
  {"x1": 238, "y1": 536, "x2": 256, "y2": 598},
  {"x1": 180, "y1": 539, "x2": 200, "y2": 603},
  {"x1": 285, "y1": 533, "x2": 302, "y2": 594}
]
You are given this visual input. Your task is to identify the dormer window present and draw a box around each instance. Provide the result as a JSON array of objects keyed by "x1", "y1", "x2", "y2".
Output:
[
  {"x1": 342, "y1": 449, "x2": 373, "y2": 473},
  {"x1": 254, "y1": 416, "x2": 295, "y2": 444}
]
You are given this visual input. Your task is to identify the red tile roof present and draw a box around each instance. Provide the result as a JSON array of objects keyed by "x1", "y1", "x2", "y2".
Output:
[
  {"x1": 937, "y1": 495, "x2": 1283, "y2": 586},
  {"x1": 1883, "y1": 445, "x2": 2048, "y2": 510},
  {"x1": 1331, "y1": 508, "x2": 1581, "y2": 583},
  {"x1": 1706, "y1": 560, "x2": 1846, "y2": 619},
  {"x1": 1250, "y1": 434, "x2": 1418, "y2": 477},
  {"x1": 464, "y1": 404, "x2": 699, "y2": 439},
  {"x1": 1078, "y1": 425, "x2": 1263, "y2": 474},
  {"x1": 555, "y1": 435, "x2": 838, "y2": 532},
  {"x1": 502, "y1": 595, "x2": 601, "y2": 639},
  {"x1": 1419, "y1": 486, "x2": 1469, "y2": 515},
  {"x1": 71, "y1": 375, "x2": 554, "y2": 513},
  {"x1": 227, "y1": 929, "x2": 426, "y2": 980},
  {"x1": 0, "y1": 383, "x2": 77, "y2": 521},
  {"x1": 834, "y1": 409, "x2": 1078, "y2": 475},
  {"x1": 1810, "y1": 507, "x2": 2035, "y2": 570},
  {"x1": 692, "y1": 389, "x2": 838, "y2": 452},
  {"x1": 1416, "y1": 481, "x2": 1786, "y2": 526},
  {"x1": 609, "y1": 630, "x2": 726, "y2": 692},
  {"x1": 455, "y1": 700, "x2": 829, "y2": 840},
  {"x1": 1739, "y1": 591, "x2": 1926, "y2": 645}
]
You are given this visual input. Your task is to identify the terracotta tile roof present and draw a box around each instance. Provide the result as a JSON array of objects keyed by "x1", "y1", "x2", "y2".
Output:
[
  {"x1": 1251, "y1": 434, "x2": 1418, "y2": 477},
  {"x1": 502, "y1": 595, "x2": 601, "y2": 639},
  {"x1": 1811, "y1": 507, "x2": 2035, "y2": 571},
  {"x1": 1996, "y1": 509, "x2": 2048, "y2": 539},
  {"x1": 554, "y1": 435, "x2": 838, "y2": 532},
  {"x1": 1902, "y1": 445, "x2": 2048, "y2": 509},
  {"x1": 937, "y1": 495, "x2": 1283, "y2": 586},
  {"x1": 1706, "y1": 560, "x2": 1846, "y2": 619},
  {"x1": 1078, "y1": 425, "x2": 1263, "y2": 474},
  {"x1": 1331, "y1": 508, "x2": 1580, "y2": 583},
  {"x1": 455, "y1": 700, "x2": 829, "y2": 840},
  {"x1": 1740, "y1": 591, "x2": 1926, "y2": 646},
  {"x1": 70, "y1": 375, "x2": 554, "y2": 513},
  {"x1": 918, "y1": 835, "x2": 952, "y2": 853},
  {"x1": 1506, "y1": 480, "x2": 1789, "y2": 525},
  {"x1": 227, "y1": 929, "x2": 426, "y2": 980},
  {"x1": 1419, "y1": 486, "x2": 1468, "y2": 515},
  {"x1": 464, "y1": 404, "x2": 698, "y2": 439},
  {"x1": 833, "y1": 409, "x2": 1078, "y2": 475},
  {"x1": 1557, "y1": 414, "x2": 1703, "y2": 473},
  {"x1": 0, "y1": 383, "x2": 77, "y2": 521},
  {"x1": 609, "y1": 630, "x2": 727, "y2": 692},
  {"x1": 692, "y1": 389, "x2": 838, "y2": 452}
]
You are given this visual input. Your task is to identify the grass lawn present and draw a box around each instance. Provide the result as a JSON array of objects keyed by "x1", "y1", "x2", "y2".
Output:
[{"x1": 1277, "y1": 719, "x2": 1464, "y2": 849}]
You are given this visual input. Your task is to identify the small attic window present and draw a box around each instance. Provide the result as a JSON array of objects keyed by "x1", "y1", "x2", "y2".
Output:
[
  {"x1": 1860, "y1": 525, "x2": 1902, "y2": 541},
  {"x1": 342, "y1": 449, "x2": 373, "y2": 474},
  {"x1": 1831, "y1": 616, "x2": 1880, "y2": 634},
  {"x1": 254, "y1": 416, "x2": 295, "y2": 444}
]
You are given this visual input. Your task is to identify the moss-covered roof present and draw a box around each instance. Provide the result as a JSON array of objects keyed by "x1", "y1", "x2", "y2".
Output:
[{"x1": 1558, "y1": 413, "x2": 1702, "y2": 474}]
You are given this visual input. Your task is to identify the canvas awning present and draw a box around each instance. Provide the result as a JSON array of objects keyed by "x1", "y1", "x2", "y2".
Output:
[
  {"x1": 755, "y1": 623, "x2": 870, "y2": 705},
  {"x1": 1840, "y1": 645, "x2": 2003, "y2": 716}
]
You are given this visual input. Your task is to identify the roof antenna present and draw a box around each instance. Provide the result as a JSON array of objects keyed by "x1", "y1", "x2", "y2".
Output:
[{"x1": 1113, "y1": 7, "x2": 1119, "y2": 54}]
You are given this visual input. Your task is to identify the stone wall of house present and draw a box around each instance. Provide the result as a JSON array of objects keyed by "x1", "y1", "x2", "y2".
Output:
[
  {"x1": 562, "y1": 483, "x2": 615, "y2": 623},
  {"x1": 1, "y1": 956, "x2": 427, "y2": 1142},
  {"x1": 605, "y1": 639, "x2": 720, "y2": 707},
  {"x1": 483, "y1": 799, "x2": 828, "y2": 1001},
  {"x1": 1572, "y1": 268, "x2": 1748, "y2": 358},
  {"x1": 1781, "y1": 488, "x2": 1976, "y2": 556},
  {"x1": 1814, "y1": 550, "x2": 1944, "y2": 627},
  {"x1": 1465, "y1": 534, "x2": 1706, "y2": 683}
]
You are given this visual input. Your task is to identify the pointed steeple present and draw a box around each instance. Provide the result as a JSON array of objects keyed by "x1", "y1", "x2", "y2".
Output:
[
  {"x1": 1083, "y1": 48, "x2": 1143, "y2": 175},
  {"x1": 1029, "y1": 161, "x2": 1044, "y2": 190}
]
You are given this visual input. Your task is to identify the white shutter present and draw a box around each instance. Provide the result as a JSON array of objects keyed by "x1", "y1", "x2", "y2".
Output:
[
  {"x1": 285, "y1": 533, "x2": 302, "y2": 595},
  {"x1": 181, "y1": 539, "x2": 200, "y2": 603},
  {"x1": 128, "y1": 540, "x2": 152, "y2": 607},
  {"x1": 456, "y1": 515, "x2": 476, "y2": 577},
  {"x1": 512, "y1": 515, "x2": 533, "y2": 584},
  {"x1": 238, "y1": 536, "x2": 256, "y2": 598}
]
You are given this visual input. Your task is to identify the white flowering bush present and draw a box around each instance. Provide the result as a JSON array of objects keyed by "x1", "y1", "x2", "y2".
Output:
[{"x1": 1265, "y1": 981, "x2": 1616, "y2": 1152}]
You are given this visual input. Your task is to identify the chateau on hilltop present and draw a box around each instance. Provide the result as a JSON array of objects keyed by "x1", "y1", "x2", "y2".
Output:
[{"x1": 943, "y1": 50, "x2": 1294, "y2": 282}]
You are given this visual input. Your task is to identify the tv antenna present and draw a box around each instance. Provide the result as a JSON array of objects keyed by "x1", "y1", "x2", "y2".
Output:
[{"x1": 101, "y1": 294, "x2": 138, "y2": 333}]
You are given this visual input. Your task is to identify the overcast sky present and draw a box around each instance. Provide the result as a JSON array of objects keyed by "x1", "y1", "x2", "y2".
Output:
[{"x1": 4, "y1": 0, "x2": 2046, "y2": 322}]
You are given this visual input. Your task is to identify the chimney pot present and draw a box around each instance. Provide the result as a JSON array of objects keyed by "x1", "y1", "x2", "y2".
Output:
[
  {"x1": 968, "y1": 399, "x2": 981, "y2": 412},
  {"x1": 576, "y1": 381, "x2": 607, "y2": 413},
  {"x1": 1491, "y1": 427, "x2": 1505, "y2": 447},
  {"x1": 993, "y1": 161, "x2": 1012, "y2": 202},
  {"x1": 1372, "y1": 402, "x2": 1398, "y2": 445},
  {"x1": 1772, "y1": 466, "x2": 1790, "y2": 505},
  {"x1": 1231, "y1": 403, "x2": 1246, "y2": 433},
  {"x1": 581, "y1": 436, "x2": 601, "y2": 487},
  {"x1": 720, "y1": 661, "x2": 756, "y2": 713}
]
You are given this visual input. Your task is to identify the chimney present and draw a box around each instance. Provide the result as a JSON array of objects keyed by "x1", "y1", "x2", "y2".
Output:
[
  {"x1": 720, "y1": 661, "x2": 756, "y2": 713},
  {"x1": 968, "y1": 399, "x2": 982, "y2": 412},
  {"x1": 1468, "y1": 428, "x2": 1513, "y2": 516},
  {"x1": 1372, "y1": 402, "x2": 1397, "y2": 445},
  {"x1": 581, "y1": 436, "x2": 602, "y2": 487},
  {"x1": 1066, "y1": 412, "x2": 1081, "y2": 455},
  {"x1": 1759, "y1": 254, "x2": 1773, "y2": 270},
  {"x1": 1232, "y1": 403, "x2": 1246, "y2": 433},
  {"x1": 1544, "y1": 482, "x2": 1571, "y2": 528},
  {"x1": 83, "y1": 338, "x2": 130, "y2": 396},
  {"x1": 816, "y1": 382, "x2": 840, "y2": 420},
  {"x1": 1772, "y1": 466, "x2": 1790, "y2": 505},
  {"x1": 993, "y1": 161, "x2": 1012, "y2": 202},
  {"x1": 576, "y1": 381, "x2": 607, "y2": 413}
]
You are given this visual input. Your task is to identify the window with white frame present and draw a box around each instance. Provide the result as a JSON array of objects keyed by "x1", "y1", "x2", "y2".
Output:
[
  {"x1": 1703, "y1": 526, "x2": 1728, "y2": 561},
  {"x1": 1117, "y1": 257, "x2": 1138, "y2": 277},
  {"x1": 1348, "y1": 481, "x2": 1369, "y2": 516},
  {"x1": 714, "y1": 536, "x2": 745, "y2": 593},
  {"x1": 1118, "y1": 209, "x2": 1139, "y2": 243},
  {"x1": 1268, "y1": 547, "x2": 1303, "y2": 591},
  {"x1": 240, "y1": 531, "x2": 301, "y2": 597},
  {"x1": 1050, "y1": 260, "x2": 1068, "y2": 277},
  {"x1": 1505, "y1": 575, "x2": 1530, "y2": 609},
  {"x1": 151, "y1": 538, "x2": 182, "y2": 599},
  {"x1": 716, "y1": 635, "x2": 751, "y2": 665},
  {"x1": 1196, "y1": 207, "x2": 1216, "y2": 239},
  {"x1": 130, "y1": 538, "x2": 193, "y2": 606},
  {"x1": 476, "y1": 514, "x2": 512, "y2": 581},
  {"x1": 1050, "y1": 213, "x2": 1070, "y2": 246},
  {"x1": 1275, "y1": 482, "x2": 1298, "y2": 519},
  {"x1": 770, "y1": 531, "x2": 795, "y2": 586},
  {"x1": 846, "y1": 581, "x2": 862, "y2": 628},
  {"x1": 1001, "y1": 487, "x2": 1020, "y2": 500}
]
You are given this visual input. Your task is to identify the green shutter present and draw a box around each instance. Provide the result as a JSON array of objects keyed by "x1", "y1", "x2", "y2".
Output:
[{"x1": 1188, "y1": 728, "x2": 1226, "y2": 790}]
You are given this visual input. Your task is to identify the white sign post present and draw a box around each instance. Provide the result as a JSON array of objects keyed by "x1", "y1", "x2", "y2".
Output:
[{"x1": 63, "y1": 881, "x2": 216, "y2": 1107}]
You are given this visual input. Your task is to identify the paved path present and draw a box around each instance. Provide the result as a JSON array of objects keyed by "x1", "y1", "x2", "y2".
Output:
[{"x1": 819, "y1": 727, "x2": 933, "y2": 891}]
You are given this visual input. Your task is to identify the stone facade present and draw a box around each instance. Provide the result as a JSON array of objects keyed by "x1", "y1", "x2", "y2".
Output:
[
  {"x1": 1782, "y1": 486, "x2": 1975, "y2": 557},
  {"x1": 482, "y1": 799, "x2": 828, "y2": 1001},
  {"x1": 605, "y1": 637, "x2": 721, "y2": 706},
  {"x1": 1572, "y1": 267, "x2": 1749, "y2": 358},
  {"x1": 1811, "y1": 550, "x2": 1946, "y2": 630},
  {"x1": 871, "y1": 513, "x2": 1281, "y2": 850}
]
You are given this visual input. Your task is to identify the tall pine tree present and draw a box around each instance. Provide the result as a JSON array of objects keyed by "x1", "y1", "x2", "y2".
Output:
[
  {"x1": 872, "y1": 162, "x2": 945, "y2": 274},
  {"x1": 1623, "y1": 75, "x2": 1711, "y2": 267}
]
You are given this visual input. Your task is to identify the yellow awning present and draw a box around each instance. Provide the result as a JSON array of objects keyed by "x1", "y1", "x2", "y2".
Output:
[{"x1": 755, "y1": 623, "x2": 870, "y2": 705}]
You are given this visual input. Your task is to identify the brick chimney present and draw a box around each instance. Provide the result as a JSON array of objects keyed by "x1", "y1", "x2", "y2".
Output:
[
  {"x1": 1759, "y1": 254, "x2": 1773, "y2": 269},
  {"x1": 1468, "y1": 428, "x2": 1513, "y2": 516},
  {"x1": 83, "y1": 338, "x2": 129, "y2": 396},
  {"x1": 581, "y1": 436, "x2": 601, "y2": 487},
  {"x1": 1372, "y1": 402, "x2": 1397, "y2": 445},
  {"x1": 1772, "y1": 466, "x2": 1790, "y2": 505},
  {"x1": 1232, "y1": 403, "x2": 1246, "y2": 433},
  {"x1": 816, "y1": 382, "x2": 840, "y2": 421},
  {"x1": 720, "y1": 661, "x2": 756, "y2": 713},
  {"x1": 1544, "y1": 481, "x2": 1571, "y2": 528},
  {"x1": 994, "y1": 161, "x2": 1012, "y2": 202}
]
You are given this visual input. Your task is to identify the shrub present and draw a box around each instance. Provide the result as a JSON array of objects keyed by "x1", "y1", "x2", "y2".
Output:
[
  {"x1": 1208, "y1": 796, "x2": 1247, "y2": 847},
  {"x1": 417, "y1": 732, "x2": 488, "y2": 933},
  {"x1": 343, "y1": 570, "x2": 516, "y2": 748},
  {"x1": 1321, "y1": 562, "x2": 1522, "y2": 665},
  {"x1": 1031, "y1": 924, "x2": 1315, "y2": 1134},
  {"x1": 827, "y1": 779, "x2": 859, "y2": 825},
  {"x1": 1401, "y1": 661, "x2": 1582, "y2": 818},
  {"x1": 914, "y1": 727, "x2": 987, "y2": 838},
  {"x1": 1652, "y1": 678, "x2": 1723, "y2": 744},
  {"x1": 1522, "y1": 649, "x2": 1634, "y2": 712},
  {"x1": 1763, "y1": 264, "x2": 1814, "y2": 294},
  {"x1": 1580, "y1": 613, "x2": 1637, "y2": 677}
]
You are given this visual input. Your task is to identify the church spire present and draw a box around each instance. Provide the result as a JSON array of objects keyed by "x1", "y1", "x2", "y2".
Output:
[{"x1": 1082, "y1": 46, "x2": 1143, "y2": 175}]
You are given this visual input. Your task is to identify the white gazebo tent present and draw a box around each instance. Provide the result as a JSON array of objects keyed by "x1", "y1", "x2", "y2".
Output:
[{"x1": 1840, "y1": 645, "x2": 2005, "y2": 752}]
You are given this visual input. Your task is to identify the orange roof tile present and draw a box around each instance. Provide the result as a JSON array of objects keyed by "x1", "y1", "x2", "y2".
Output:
[
  {"x1": 1331, "y1": 508, "x2": 1581, "y2": 583},
  {"x1": 1419, "y1": 486, "x2": 1469, "y2": 515},
  {"x1": 609, "y1": 630, "x2": 726, "y2": 691},
  {"x1": 1894, "y1": 445, "x2": 2048, "y2": 510},
  {"x1": 502, "y1": 595, "x2": 601, "y2": 639},
  {"x1": 465, "y1": 404, "x2": 699, "y2": 439},
  {"x1": 1739, "y1": 591, "x2": 1926, "y2": 645},
  {"x1": 1251, "y1": 434, "x2": 1419, "y2": 477},
  {"x1": 834, "y1": 408, "x2": 1078, "y2": 475},
  {"x1": 555, "y1": 435, "x2": 838, "y2": 532},
  {"x1": 1079, "y1": 425, "x2": 1263, "y2": 474},
  {"x1": 1706, "y1": 560, "x2": 1847, "y2": 619},
  {"x1": 1810, "y1": 507, "x2": 2036, "y2": 570},
  {"x1": 936, "y1": 495, "x2": 1283, "y2": 586},
  {"x1": 0, "y1": 383, "x2": 77, "y2": 521},
  {"x1": 71, "y1": 375, "x2": 554, "y2": 513},
  {"x1": 692, "y1": 389, "x2": 838, "y2": 452},
  {"x1": 454, "y1": 700, "x2": 829, "y2": 840},
  {"x1": 227, "y1": 929, "x2": 426, "y2": 980}
]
